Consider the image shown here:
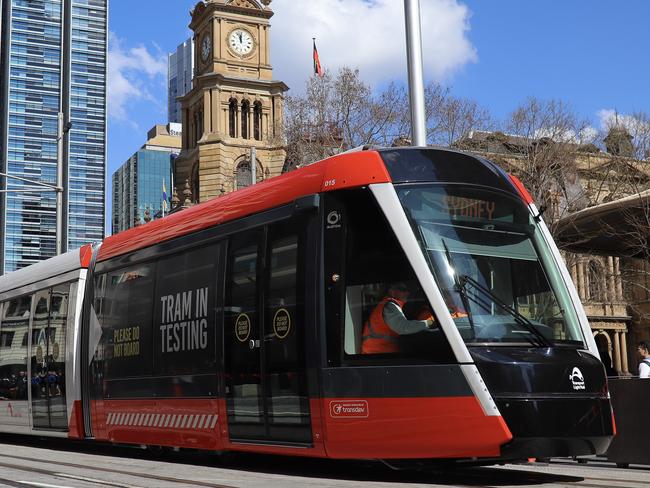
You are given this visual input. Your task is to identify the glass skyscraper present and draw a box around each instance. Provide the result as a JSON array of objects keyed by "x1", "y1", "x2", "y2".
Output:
[
  {"x1": 0, "y1": 0, "x2": 107, "y2": 274},
  {"x1": 168, "y1": 38, "x2": 193, "y2": 124},
  {"x1": 111, "y1": 124, "x2": 180, "y2": 234}
]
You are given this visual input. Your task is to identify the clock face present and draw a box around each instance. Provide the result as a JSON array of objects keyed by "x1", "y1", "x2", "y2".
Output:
[
  {"x1": 229, "y1": 29, "x2": 254, "y2": 56},
  {"x1": 201, "y1": 34, "x2": 211, "y2": 62}
]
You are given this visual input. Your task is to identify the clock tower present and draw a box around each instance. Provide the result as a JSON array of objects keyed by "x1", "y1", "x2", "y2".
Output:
[{"x1": 174, "y1": 0, "x2": 288, "y2": 203}]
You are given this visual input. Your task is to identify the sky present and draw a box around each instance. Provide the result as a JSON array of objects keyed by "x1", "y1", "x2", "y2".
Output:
[{"x1": 106, "y1": 0, "x2": 650, "y2": 230}]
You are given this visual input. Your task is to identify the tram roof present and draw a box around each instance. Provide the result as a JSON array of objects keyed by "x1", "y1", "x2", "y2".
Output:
[
  {"x1": 0, "y1": 245, "x2": 92, "y2": 295},
  {"x1": 98, "y1": 150, "x2": 391, "y2": 262},
  {"x1": 98, "y1": 146, "x2": 522, "y2": 263}
]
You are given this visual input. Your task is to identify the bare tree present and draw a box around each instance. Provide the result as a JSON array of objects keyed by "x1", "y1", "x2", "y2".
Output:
[
  {"x1": 429, "y1": 94, "x2": 493, "y2": 147},
  {"x1": 284, "y1": 68, "x2": 409, "y2": 167},
  {"x1": 498, "y1": 97, "x2": 596, "y2": 228}
]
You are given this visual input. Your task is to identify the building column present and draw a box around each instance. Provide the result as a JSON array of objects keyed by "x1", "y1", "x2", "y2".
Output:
[
  {"x1": 203, "y1": 90, "x2": 211, "y2": 135},
  {"x1": 211, "y1": 89, "x2": 220, "y2": 135},
  {"x1": 215, "y1": 18, "x2": 222, "y2": 59},
  {"x1": 613, "y1": 331, "x2": 622, "y2": 375},
  {"x1": 235, "y1": 99, "x2": 240, "y2": 138},
  {"x1": 570, "y1": 258, "x2": 578, "y2": 290},
  {"x1": 182, "y1": 109, "x2": 189, "y2": 148},
  {"x1": 615, "y1": 257, "x2": 624, "y2": 300},
  {"x1": 621, "y1": 330, "x2": 629, "y2": 375},
  {"x1": 607, "y1": 257, "x2": 616, "y2": 303},
  {"x1": 576, "y1": 258, "x2": 585, "y2": 300},
  {"x1": 584, "y1": 259, "x2": 591, "y2": 301}
]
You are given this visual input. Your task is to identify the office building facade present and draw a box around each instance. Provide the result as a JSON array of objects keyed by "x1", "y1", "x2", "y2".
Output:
[
  {"x1": 111, "y1": 124, "x2": 181, "y2": 234},
  {"x1": 168, "y1": 39, "x2": 193, "y2": 124},
  {"x1": 0, "y1": 0, "x2": 108, "y2": 274}
]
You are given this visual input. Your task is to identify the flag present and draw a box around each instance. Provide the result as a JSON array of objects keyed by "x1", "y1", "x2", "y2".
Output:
[
  {"x1": 313, "y1": 39, "x2": 323, "y2": 77},
  {"x1": 162, "y1": 180, "x2": 168, "y2": 214}
]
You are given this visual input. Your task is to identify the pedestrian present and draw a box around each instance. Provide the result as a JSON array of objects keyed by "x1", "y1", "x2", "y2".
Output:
[
  {"x1": 361, "y1": 282, "x2": 435, "y2": 354},
  {"x1": 638, "y1": 341, "x2": 650, "y2": 378}
]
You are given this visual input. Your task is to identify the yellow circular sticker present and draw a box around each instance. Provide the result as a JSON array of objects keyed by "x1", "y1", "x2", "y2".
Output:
[
  {"x1": 52, "y1": 343, "x2": 60, "y2": 361},
  {"x1": 235, "y1": 313, "x2": 251, "y2": 342},
  {"x1": 273, "y1": 308, "x2": 291, "y2": 339}
]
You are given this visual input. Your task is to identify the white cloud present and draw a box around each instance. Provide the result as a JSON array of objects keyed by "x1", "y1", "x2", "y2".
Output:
[
  {"x1": 597, "y1": 109, "x2": 650, "y2": 134},
  {"x1": 578, "y1": 126, "x2": 599, "y2": 144},
  {"x1": 107, "y1": 32, "x2": 167, "y2": 123},
  {"x1": 533, "y1": 126, "x2": 598, "y2": 145},
  {"x1": 269, "y1": 0, "x2": 477, "y2": 92}
]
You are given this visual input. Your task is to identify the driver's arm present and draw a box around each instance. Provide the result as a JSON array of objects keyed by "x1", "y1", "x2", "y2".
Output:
[{"x1": 383, "y1": 302, "x2": 434, "y2": 335}]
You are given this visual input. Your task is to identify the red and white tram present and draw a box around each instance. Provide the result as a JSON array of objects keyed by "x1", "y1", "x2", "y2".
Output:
[{"x1": 0, "y1": 147, "x2": 614, "y2": 463}]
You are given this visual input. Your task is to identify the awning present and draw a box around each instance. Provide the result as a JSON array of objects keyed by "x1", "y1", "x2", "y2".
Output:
[{"x1": 554, "y1": 190, "x2": 650, "y2": 258}]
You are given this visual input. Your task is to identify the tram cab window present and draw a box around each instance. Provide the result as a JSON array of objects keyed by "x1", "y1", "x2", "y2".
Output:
[
  {"x1": 396, "y1": 184, "x2": 586, "y2": 347},
  {"x1": 325, "y1": 189, "x2": 455, "y2": 365}
]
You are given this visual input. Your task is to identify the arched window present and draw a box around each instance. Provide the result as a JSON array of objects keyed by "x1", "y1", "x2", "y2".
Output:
[
  {"x1": 235, "y1": 160, "x2": 252, "y2": 189},
  {"x1": 588, "y1": 260, "x2": 604, "y2": 301},
  {"x1": 241, "y1": 100, "x2": 250, "y2": 140},
  {"x1": 229, "y1": 98, "x2": 237, "y2": 138},
  {"x1": 253, "y1": 101, "x2": 262, "y2": 140}
]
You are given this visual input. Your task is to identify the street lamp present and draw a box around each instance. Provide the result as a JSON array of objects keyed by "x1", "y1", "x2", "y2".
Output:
[
  {"x1": 404, "y1": 0, "x2": 427, "y2": 147},
  {"x1": 56, "y1": 112, "x2": 72, "y2": 256}
]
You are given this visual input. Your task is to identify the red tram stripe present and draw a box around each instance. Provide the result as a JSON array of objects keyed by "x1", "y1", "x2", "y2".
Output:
[
  {"x1": 321, "y1": 396, "x2": 512, "y2": 459},
  {"x1": 98, "y1": 151, "x2": 391, "y2": 262},
  {"x1": 88, "y1": 396, "x2": 511, "y2": 460},
  {"x1": 79, "y1": 244, "x2": 93, "y2": 268},
  {"x1": 508, "y1": 173, "x2": 535, "y2": 205}
]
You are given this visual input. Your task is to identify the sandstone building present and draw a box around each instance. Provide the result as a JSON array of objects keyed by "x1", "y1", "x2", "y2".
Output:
[{"x1": 173, "y1": 0, "x2": 287, "y2": 203}]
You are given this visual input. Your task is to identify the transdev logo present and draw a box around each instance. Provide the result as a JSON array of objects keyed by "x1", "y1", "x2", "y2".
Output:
[
  {"x1": 569, "y1": 367, "x2": 585, "y2": 390},
  {"x1": 329, "y1": 400, "x2": 369, "y2": 418}
]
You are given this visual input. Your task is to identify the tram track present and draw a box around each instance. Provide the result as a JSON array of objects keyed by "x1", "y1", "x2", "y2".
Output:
[
  {"x1": 0, "y1": 455, "x2": 237, "y2": 488},
  {"x1": 0, "y1": 449, "x2": 649, "y2": 488}
]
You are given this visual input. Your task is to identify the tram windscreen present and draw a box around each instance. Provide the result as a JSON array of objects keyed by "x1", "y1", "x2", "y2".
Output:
[{"x1": 396, "y1": 184, "x2": 585, "y2": 347}]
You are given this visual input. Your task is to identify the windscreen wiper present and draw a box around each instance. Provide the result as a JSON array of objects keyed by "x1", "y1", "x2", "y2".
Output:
[
  {"x1": 458, "y1": 274, "x2": 553, "y2": 348},
  {"x1": 440, "y1": 239, "x2": 475, "y2": 337}
]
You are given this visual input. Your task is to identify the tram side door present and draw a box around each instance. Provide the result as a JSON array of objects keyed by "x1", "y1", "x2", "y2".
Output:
[
  {"x1": 29, "y1": 284, "x2": 69, "y2": 431},
  {"x1": 224, "y1": 220, "x2": 312, "y2": 444}
]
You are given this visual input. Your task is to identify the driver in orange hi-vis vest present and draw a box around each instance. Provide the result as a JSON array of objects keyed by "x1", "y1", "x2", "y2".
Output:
[{"x1": 361, "y1": 282, "x2": 435, "y2": 354}]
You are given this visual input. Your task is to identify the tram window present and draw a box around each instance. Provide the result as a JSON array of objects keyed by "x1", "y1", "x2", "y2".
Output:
[
  {"x1": 49, "y1": 283, "x2": 70, "y2": 425},
  {"x1": 0, "y1": 296, "x2": 30, "y2": 400},
  {"x1": 152, "y1": 245, "x2": 218, "y2": 382},
  {"x1": 325, "y1": 189, "x2": 456, "y2": 365},
  {"x1": 99, "y1": 263, "x2": 155, "y2": 380},
  {"x1": 0, "y1": 331, "x2": 14, "y2": 348},
  {"x1": 225, "y1": 230, "x2": 263, "y2": 424},
  {"x1": 265, "y1": 222, "x2": 310, "y2": 430}
]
